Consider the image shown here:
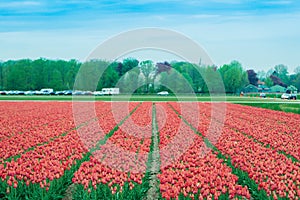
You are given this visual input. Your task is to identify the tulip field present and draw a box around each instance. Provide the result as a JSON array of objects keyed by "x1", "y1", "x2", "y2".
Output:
[{"x1": 0, "y1": 101, "x2": 299, "y2": 199}]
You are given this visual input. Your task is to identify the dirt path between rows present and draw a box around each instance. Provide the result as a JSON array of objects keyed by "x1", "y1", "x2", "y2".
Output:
[
  {"x1": 144, "y1": 104, "x2": 160, "y2": 200},
  {"x1": 62, "y1": 183, "x2": 75, "y2": 200}
]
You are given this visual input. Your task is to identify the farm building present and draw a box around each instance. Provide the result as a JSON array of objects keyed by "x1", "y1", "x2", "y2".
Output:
[
  {"x1": 243, "y1": 84, "x2": 259, "y2": 93},
  {"x1": 270, "y1": 85, "x2": 286, "y2": 93},
  {"x1": 257, "y1": 84, "x2": 270, "y2": 92}
]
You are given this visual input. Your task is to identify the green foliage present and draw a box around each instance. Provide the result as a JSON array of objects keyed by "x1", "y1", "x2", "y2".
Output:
[
  {"x1": 121, "y1": 58, "x2": 139, "y2": 76},
  {"x1": 0, "y1": 58, "x2": 80, "y2": 91},
  {"x1": 73, "y1": 181, "x2": 146, "y2": 200},
  {"x1": 274, "y1": 64, "x2": 289, "y2": 85},
  {"x1": 117, "y1": 69, "x2": 140, "y2": 94},
  {"x1": 219, "y1": 61, "x2": 248, "y2": 93},
  {"x1": 139, "y1": 60, "x2": 155, "y2": 93},
  {"x1": 265, "y1": 77, "x2": 273, "y2": 87},
  {"x1": 1, "y1": 58, "x2": 298, "y2": 93},
  {"x1": 202, "y1": 65, "x2": 225, "y2": 93},
  {"x1": 290, "y1": 73, "x2": 300, "y2": 91}
]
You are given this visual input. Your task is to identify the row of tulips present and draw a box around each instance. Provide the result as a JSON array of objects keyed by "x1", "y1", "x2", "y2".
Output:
[
  {"x1": 215, "y1": 126, "x2": 300, "y2": 199},
  {"x1": 0, "y1": 101, "x2": 124, "y2": 162},
  {"x1": 179, "y1": 102, "x2": 299, "y2": 162},
  {"x1": 0, "y1": 102, "x2": 76, "y2": 139},
  {"x1": 228, "y1": 103, "x2": 300, "y2": 127},
  {"x1": 195, "y1": 102, "x2": 300, "y2": 161},
  {"x1": 72, "y1": 102, "x2": 153, "y2": 199},
  {"x1": 172, "y1": 102, "x2": 300, "y2": 199},
  {"x1": 0, "y1": 102, "x2": 139, "y2": 199},
  {"x1": 0, "y1": 101, "x2": 110, "y2": 162},
  {"x1": 224, "y1": 103, "x2": 300, "y2": 161},
  {"x1": 76, "y1": 102, "x2": 137, "y2": 150},
  {"x1": 108, "y1": 102, "x2": 152, "y2": 154},
  {"x1": 157, "y1": 103, "x2": 251, "y2": 200},
  {"x1": 190, "y1": 102, "x2": 300, "y2": 161},
  {"x1": 0, "y1": 129, "x2": 87, "y2": 199}
]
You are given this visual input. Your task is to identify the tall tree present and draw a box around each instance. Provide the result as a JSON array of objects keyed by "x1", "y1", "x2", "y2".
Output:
[
  {"x1": 140, "y1": 60, "x2": 155, "y2": 93},
  {"x1": 256, "y1": 70, "x2": 266, "y2": 81},
  {"x1": 247, "y1": 69, "x2": 258, "y2": 86},
  {"x1": 117, "y1": 68, "x2": 140, "y2": 93},
  {"x1": 294, "y1": 66, "x2": 300, "y2": 74},
  {"x1": 219, "y1": 61, "x2": 248, "y2": 93},
  {"x1": 270, "y1": 74, "x2": 287, "y2": 87},
  {"x1": 98, "y1": 63, "x2": 119, "y2": 89},
  {"x1": 265, "y1": 77, "x2": 273, "y2": 87},
  {"x1": 274, "y1": 64, "x2": 289, "y2": 85},
  {"x1": 122, "y1": 58, "x2": 139, "y2": 77},
  {"x1": 49, "y1": 69, "x2": 63, "y2": 90}
]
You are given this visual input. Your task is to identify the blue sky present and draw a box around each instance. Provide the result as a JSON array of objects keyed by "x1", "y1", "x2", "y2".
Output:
[{"x1": 0, "y1": 0, "x2": 300, "y2": 73}]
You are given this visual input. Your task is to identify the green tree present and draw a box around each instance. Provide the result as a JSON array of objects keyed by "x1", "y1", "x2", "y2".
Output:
[
  {"x1": 202, "y1": 66, "x2": 224, "y2": 93},
  {"x1": 274, "y1": 64, "x2": 289, "y2": 85},
  {"x1": 159, "y1": 70, "x2": 193, "y2": 93},
  {"x1": 75, "y1": 60, "x2": 111, "y2": 91},
  {"x1": 121, "y1": 58, "x2": 139, "y2": 77},
  {"x1": 117, "y1": 68, "x2": 140, "y2": 93},
  {"x1": 140, "y1": 60, "x2": 155, "y2": 93},
  {"x1": 294, "y1": 66, "x2": 300, "y2": 74},
  {"x1": 265, "y1": 77, "x2": 273, "y2": 87},
  {"x1": 257, "y1": 70, "x2": 266, "y2": 81},
  {"x1": 218, "y1": 61, "x2": 248, "y2": 93},
  {"x1": 98, "y1": 63, "x2": 119, "y2": 90},
  {"x1": 49, "y1": 69, "x2": 63, "y2": 90},
  {"x1": 289, "y1": 68, "x2": 300, "y2": 90},
  {"x1": 65, "y1": 60, "x2": 80, "y2": 90},
  {"x1": 6, "y1": 59, "x2": 31, "y2": 90}
]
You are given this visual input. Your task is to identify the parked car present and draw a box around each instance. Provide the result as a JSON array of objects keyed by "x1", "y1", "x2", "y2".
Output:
[
  {"x1": 63, "y1": 90, "x2": 73, "y2": 95},
  {"x1": 93, "y1": 91, "x2": 104, "y2": 96},
  {"x1": 0, "y1": 91, "x2": 6, "y2": 95},
  {"x1": 40, "y1": 88, "x2": 54, "y2": 95},
  {"x1": 73, "y1": 91, "x2": 84, "y2": 95},
  {"x1": 6, "y1": 90, "x2": 17, "y2": 95},
  {"x1": 24, "y1": 91, "x2": 35, "y2": 95},
  {"x1": 17, "y1": 91, "x2": 25, "y2": 95},
  {"x1": 55, "y1": 91, "x2": 65, "y2": 95},
  {"x1": 83, "y1": 91, "x2": 93, "y2": 95},
  {"x1": 259, "y1": 93, "x2": 266, "y2": 98},
  {"x1": 281, "y1": 93, "x2": 297, "y2": 100},
  {"x1": 157, "y1": 91, "x2": 169, "y2": 96}
]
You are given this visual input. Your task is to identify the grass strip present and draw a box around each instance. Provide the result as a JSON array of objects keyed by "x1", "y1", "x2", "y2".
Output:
[{"x1": 143, "y1": 103, "x2": 161, "y2": 200}]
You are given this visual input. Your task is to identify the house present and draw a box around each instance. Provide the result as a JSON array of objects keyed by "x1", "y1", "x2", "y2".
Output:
[
  {"x1": 243, "y1": 84, "x2": 259, "y2": 93},
  {"x1": 286, "y1": 85, "x2": 298, "y2": 93},
  {"x1": 257, "y1": 84, "x2": 270, "y2": 93},
  {"x1": 270, "y1": 85, "x2": 286, "y2": 93}
]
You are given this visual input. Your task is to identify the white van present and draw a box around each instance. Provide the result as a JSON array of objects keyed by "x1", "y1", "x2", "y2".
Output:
[
  {"x1": 101, "y1": 88, "x2": 119, "y2": 95},
  {"x1": 40, "y1": 88, "x2": 54, "y2": 95}
]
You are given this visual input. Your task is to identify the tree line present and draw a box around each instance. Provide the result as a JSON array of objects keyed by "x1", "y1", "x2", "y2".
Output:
[{"x1": 0, "y1": 58, "x2": 299, "y2": 93}]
